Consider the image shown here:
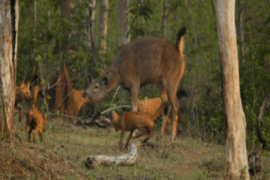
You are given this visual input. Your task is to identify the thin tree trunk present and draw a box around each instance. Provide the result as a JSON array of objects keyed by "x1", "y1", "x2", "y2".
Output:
[
  {"x1": 86, "y1": 0, "x2": 96, "y2": 48},
  {"x1": 99, "y1": 0, "x2": 108, "y2": 65},
  {"x1": 237, "y1": 0, "x2": 244, "y2": 63},
  {"x1": 119, "y1": 0, "x2": 130, "y2": 46},
  {"x1": 161, "y1": 0, "x2": 167, "y2": 36},
  {"x1": 47, "y1": 8, "x2": 50, "y2": 74},
  {"x1": 0, "y1": 0, "x2": 20, "y2": 139},
  {"x1": 89, "y1": 7, "x2": 96, "y2": 68},
  {"x1": 60, "y1": 0, "x2": 75, "y2": 55},
  {"x1": 215, "y1": 0, "x2": 250, "y2": 179}
]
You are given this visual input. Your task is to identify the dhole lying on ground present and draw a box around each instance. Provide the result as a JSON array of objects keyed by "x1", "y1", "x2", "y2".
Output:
[
  {"x1": 83, "y1": 26, "x2": 187, "y2": 141},
  {"x1": 112, "y1": 102, "x2": 169, "y2": 150},
  {"x1": 138, "y1": 89, "x2": 188, "y2": 139},
  {"x1": 15, "y1": 82, "x2": 32, "y2": 122}
]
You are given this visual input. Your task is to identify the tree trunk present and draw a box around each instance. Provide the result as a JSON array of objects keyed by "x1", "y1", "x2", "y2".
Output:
[
  {"x1": 0, "y1": 0, "x2": 20, "y2": 139},
  {"x1": 119, "y1": 0, "x2": 130, "y2": 46},
  {"x1": 60, "y1": 0, "x2": 75, "y2": 55},
  {"x1": 99, "y1": 0, "x2": 108, "y2": 65},
  {"x1": 237, "y1": 0, "x2": 244, "y2": 63},
  {"x1": 85, "y1": 0, "x2": 96, "y2": 48},
  {"x1": 161, "y1": 0, "x2": 167, "y2": 36},
  {"x1": 215, "y1": 1, "x2": 250, "y2": 179}
]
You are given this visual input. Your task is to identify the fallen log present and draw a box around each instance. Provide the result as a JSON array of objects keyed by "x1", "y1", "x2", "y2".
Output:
[{"x1": 84, "y1": 143, "x2": 138, "y2": 169}]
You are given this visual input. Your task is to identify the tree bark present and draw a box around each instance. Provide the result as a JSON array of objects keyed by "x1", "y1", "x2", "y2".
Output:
[
  {"x1": 161, "y1": 0, "x2": 167, "y2": 36},
  {"x1": 215, "y1": 0, "x2": 250, "y2": 179},
  {"x1": 119, "y1": 0, "x2": 130, "y2": 46},
  {"x1": 0, "y1": 0, "x2": 20, "y2": 139},
  {"x1": 99, "y1": 0, "x2": 108, "y2": 64}
]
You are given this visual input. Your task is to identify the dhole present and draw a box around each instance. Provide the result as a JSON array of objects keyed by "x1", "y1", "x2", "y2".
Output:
[
  {"x1": 26, "y1": 105, "x2": 47, "y2": 143},
  {"x1": 15, "y1": 82, "x2": 32, "y2": 122},
  {"x1": 112, "y1": 102, "x2": 169, "y2": 150},
  {"x1": 83, "y1": 26, "x2": 186, "y2": 141},
  {"x1": 138, "y1": 89, "x2": 188, "y2": 139},
  {"x1": 72, "y1": 89, "x2": 91, "y2": 113}
]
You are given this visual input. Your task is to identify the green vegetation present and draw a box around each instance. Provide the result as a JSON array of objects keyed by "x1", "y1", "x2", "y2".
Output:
[{"x1": 16, "y1": 0, "x2": 270, "y2": 167}]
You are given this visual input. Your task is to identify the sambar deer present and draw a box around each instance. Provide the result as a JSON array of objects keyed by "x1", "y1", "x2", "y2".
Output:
[
  {"x1": 112, "y1": 102, "x2": 169, "y2": 150},
  {"x1": 83, "y1": 26, "x2": 187, "y2": 141},
  {"x1": 15, "y1": 82, "x2": 32, "y2": 122}
]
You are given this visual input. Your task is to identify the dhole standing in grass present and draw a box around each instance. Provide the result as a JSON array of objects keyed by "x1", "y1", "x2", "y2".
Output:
[
  {"x1": 26, "y1": 85, "x2": 47, "y2": 143},
  {"x1": 15, "y1": 82, "x2": 32, "y2": 122},
  {"x1": 112, "y1": 102, "x2": 169, "y2": 150},
  {"x1": 83, "y1": 26, "x2": 187, "y2": 141},
  {"x1": 138, "y1": 89, "x2": 188, "y2": 139}
]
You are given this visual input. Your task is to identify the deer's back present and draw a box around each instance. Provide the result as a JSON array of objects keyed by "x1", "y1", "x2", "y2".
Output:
[{"x1": 113, "y1": 36, "x2": 184, "y2": 87}]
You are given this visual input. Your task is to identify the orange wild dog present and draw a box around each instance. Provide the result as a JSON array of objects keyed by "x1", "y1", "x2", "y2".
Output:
[
  {"x1": 138, "y1": 89, "x2": 188, "y2": 139},
  {"x1": 26, "y1": 105, "x2": 47, "y2": 143},
  {"x1": 112, "y1": 102, "x2": 169, "y2": 150},
  {"x1": 15, "y1": 82, "x2": 32, "y2": 122},
  {"x1": 72, "y1": 89, "x2": 91, "y2": 113},
  {"x1": 83, "y1": 26, "x2": 187, "y2": 141}
]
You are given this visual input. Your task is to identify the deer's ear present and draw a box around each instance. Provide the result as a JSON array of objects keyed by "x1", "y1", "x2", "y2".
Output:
[
  {"x1": 20, "y1": 82, "x2": 25, "y2": 88},
  {"x1": 86, "y1": 75, "x2": 93, "y2": 83},
  {"x1": 101, "y1": 76, "x2": 109, "y2": 86}
]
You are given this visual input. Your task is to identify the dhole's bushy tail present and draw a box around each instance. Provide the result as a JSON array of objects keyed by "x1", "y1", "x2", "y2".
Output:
[
  {"x1": 152, "y1": 101, "x2": 170, "y2": 120},
  {"x1": 176, "y1": 26, "x2": 187, "y2": 56}
]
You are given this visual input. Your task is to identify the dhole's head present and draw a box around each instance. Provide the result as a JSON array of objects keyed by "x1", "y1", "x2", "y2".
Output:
[
  {"x1": 18, "y1": 82, "x2": 32, "y2": 101},
  {"x1": 137, "y1": 97, "x2": 148, "y2": 112},
  {"x1": 83, "y1": 71, "x2": 115, "y2": 102}
]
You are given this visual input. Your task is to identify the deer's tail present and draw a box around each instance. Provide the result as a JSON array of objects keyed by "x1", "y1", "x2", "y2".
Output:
[
  {"x1": 152, "y1": 101, "x2": 170, "y2": 120},
  {"x1": 176, "y1": 26, "x2": 187, "y2": 56}
]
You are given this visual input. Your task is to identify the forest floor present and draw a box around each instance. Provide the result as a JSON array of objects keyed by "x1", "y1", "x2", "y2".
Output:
[{"x1": 1, "y1": 115, "x2": 270, "y2": 180}]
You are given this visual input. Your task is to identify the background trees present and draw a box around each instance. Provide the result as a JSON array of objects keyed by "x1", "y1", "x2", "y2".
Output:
[{"x1": 15, "y1": 0, "x2": 270, "y2": 149}]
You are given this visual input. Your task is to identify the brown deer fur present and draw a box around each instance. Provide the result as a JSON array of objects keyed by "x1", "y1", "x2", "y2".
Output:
[
  {"x1": 15, "y1": 82, "x2": 32, "y2": 122},
  {"x1": 83, "y1": 27, "x2": 186, "y2": 141},
  {"x1": 26, "y1": 105, "x2": 47, "y2": 143},
  {"x1": 112, "y1": 102, "x2": 169, "y2": 150}
]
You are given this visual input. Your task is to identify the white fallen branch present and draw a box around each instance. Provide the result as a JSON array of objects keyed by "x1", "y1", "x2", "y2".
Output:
[{"x1": 84, "y1": 143, "x2": 138, "y2": 169}]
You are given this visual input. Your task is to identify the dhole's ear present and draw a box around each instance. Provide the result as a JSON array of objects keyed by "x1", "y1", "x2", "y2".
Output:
[
  {"x1": 144, "y1": 97, "x2": 148, "y2": 103},
  {"x1": 26, "y1": 82, "x2": 30, "y2": 88},
  {"x1": 20, "y1": 82, "x2": 25, "y2": 88},
  {"x1": 112, "y1": 111, "x2": 118, "y2": 120}
]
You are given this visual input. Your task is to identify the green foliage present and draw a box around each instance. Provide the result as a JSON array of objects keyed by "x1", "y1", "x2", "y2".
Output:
[{"x1": 16, "y1": 0, "x2": 270, "y2": 147}]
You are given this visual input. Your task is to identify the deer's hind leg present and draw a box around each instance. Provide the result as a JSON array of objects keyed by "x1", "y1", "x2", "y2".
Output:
[
  {"x1": 157, "y1": 84, "x2": 171, "y2": 139},
  {"x1": 166, "y1": 87, "x2": 179, "y2": 142},
  {"x1": 130, "y1": 84, "x2": 140, "y2": 111}
]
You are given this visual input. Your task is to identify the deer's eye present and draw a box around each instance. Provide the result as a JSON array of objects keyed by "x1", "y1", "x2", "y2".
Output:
[{"x1": 94, "y1": 85, "x2": 99, "y2": 89}]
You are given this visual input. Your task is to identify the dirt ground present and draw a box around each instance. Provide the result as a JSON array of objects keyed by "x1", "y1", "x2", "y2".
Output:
[{"x1": 1, "y1": 116, "x2": 270, "y2": 180}]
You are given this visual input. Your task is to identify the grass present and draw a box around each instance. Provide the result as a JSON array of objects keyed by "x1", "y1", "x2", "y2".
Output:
[{"x1": 1, "y1": 114, "x2": 270, "y2": 179}]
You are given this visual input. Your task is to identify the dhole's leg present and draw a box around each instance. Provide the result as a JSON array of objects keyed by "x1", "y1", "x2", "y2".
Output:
[
  {"x1": 16, "y1": 104, "x2": 23, "y2": 122},
  {"x1": 119, "y1": 130, "x2": 125, "y2": 150},
  {"x1": 142, "y1": 126, "x2": 154, "y2": 143},
  {"x1": 130, "y1": 86, "x2": 140, "y2": 111},
  {"x1": 39, "y1": 129, "x2": 43, "y2": 142},
  {"x1": 133, "y1": 129, "x2": 147, "y2": 139},
  {"x1": 125, "y1": 130, "x2": 134, "y2": 150},
  {"x1": 32, "y1": 128, "x2": 39, "y2": 143}
]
